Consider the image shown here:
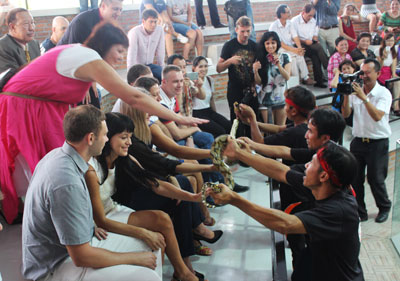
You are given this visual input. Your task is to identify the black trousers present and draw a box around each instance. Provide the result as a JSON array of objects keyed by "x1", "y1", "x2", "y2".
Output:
[
  {"x1": 302, "y1": 42, "x2": 328, "y2": 84},
  {"x1": 350, "y1": 137, "x2": 391, "y2": 217},
  {"x1": 193, "y1": 107, "x2": 231, "y2": 137},
  {"x1": 194, "y1": 0, "x2": 222, "y2": 27}
]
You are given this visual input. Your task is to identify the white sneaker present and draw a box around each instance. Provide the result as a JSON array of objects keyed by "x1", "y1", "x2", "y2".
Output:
[{"x1": 177, "y1": 34, "x2": 188, "y2": 44}]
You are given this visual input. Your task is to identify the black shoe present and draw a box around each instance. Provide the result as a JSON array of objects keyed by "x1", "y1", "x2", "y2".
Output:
[
  {"x1": 233, "y1": 183, "x2": 249, "y2": 193},
  {"x1": 193, "y1": 230, "x2": 223, "y2": 244},
  {"x1": 359, "y1": 213, "x2": 368, "y2": 222},
  {"x1": 375, "y1": 209, "x2": 390, "y2": 223},
  {"x1": 214, "y1": 23, "x2": 227, "y2": 28},
  {"x1": 314, "y1": 83, "x2": 327, "y2": 88},
  {"x1": 199, "y1": 25, "x2": 205, "y2": 30}
]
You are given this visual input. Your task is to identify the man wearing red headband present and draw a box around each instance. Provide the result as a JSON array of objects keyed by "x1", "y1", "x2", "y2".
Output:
[{"x1": 209, "y1": 142, "x2": 364, "y2": 281}]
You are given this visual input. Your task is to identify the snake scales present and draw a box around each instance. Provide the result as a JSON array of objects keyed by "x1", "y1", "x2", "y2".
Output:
[{"x1": 201, "y1": 105, "x2": 242, "y2": 208}]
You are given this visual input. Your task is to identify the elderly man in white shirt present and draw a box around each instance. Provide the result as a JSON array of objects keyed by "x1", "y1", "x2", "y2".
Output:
[
  {"x1": 270, "y1": 4, "x2": 314, "y2": 86},
  {"x1": 291, "y1": 3, "x2": 329, "y2": 88},
  {"x1": 341, "y1": 58, "x2": 392, "y2": 224}
]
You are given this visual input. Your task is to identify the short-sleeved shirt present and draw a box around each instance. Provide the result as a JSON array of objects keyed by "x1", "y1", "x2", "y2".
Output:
[
  {"x1": 166, "y1": 0, "x2": 190, "y2": 22},
  {"x1": 159, "y1": 86, "x2": 179, "y2": 124},
  {"x1": 220, "y1": 38, "x2": 257, "y2": 102},
  {"x1": 22, "y1": 142, "x2": 94, "y2": 280},
  {"x1": 295, "y1": 191, "x2": 364, "y2": 281},
  {"x1": 58, "y1": 8, "x2": 101, "y2": 45},
  {"x1": 193, "y1": 76, "x2": 214, "y2": 110},
  {"x1": 350, "y1": 82, "x2": 392, "y2": 138},
  {"x1": 350, "y1": 48, "x2": 375, "y2": 63},
  {"x1": 313, "y1": 0, "x2": 340, "y2": 28},
  {"x1": 374, "y1": 47, "x2": 394, "y2": 67},
  {"x1": 269, "y1": 19, "x2": 295, "y2": 46},
  {"x1": 40, "y1": 37, "x2": 56, "y2": 54},
  {"x1": 140, "y1": 0, "x2": 167, "y2": 15},
  {"x1": 290, "y1": 14, "x2": 319, "y2": 41},
  {"x1": 264, "y1": 123, "x2": 308, "y2": 149},
  {"x1": 327, "y1": 52, "x2": 352, "y2": 88},
  {"x1": 285, "y1": 164, "x2": 315, "y2": 205}
]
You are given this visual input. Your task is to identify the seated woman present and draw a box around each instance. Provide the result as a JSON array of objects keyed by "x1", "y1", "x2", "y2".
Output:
[
  {"x1": 88, "y1": 112, "x2": 222, "y2": 279},
  {"x1": 375, "y1": 33, "x2": 398, "y2": 85},
  {"x1": 330, "y1": 60, "x2": 357, "y2": 112},
  {"x1": 338, "y1": 4, "x2": 362, "y2": 54},
  {"x1": 327, "y1": 36, "x2": 352, "y2": 89},
  {"x1": 360, "y1": 0, "x2": 381, "y2": 36},
  {"x1": 350, "y1": 32, "x2": 376, "y2": 67},
  {"x1": 191, "y1": 56, "x2": 231, "y2": 138},
  {"x1": 378, "y1": 0, "x2": 400, "y2": 44},
  {"x1": 166, "y1": 0, "x2": 204, "y2": 62},
  {"x1": 254, "y1": 31, "x2": 291, "y2": 125}
]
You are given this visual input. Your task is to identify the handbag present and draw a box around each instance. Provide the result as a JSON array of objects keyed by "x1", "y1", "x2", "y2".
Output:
[{"x1": 224, "y1": 0, "x2": 247, "y2": 23}]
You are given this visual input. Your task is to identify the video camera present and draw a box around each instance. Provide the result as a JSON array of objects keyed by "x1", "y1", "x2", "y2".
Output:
[{"x1": 337, "y1": 70, "x2": 364, "y2": 95}]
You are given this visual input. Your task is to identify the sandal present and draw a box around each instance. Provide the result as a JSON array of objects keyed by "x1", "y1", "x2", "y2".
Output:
[
  {"x1": 195, "y1": 244, "x2": 213, "y2": 256},
  {"x1": 193, "y1": 230, "x2": 223, "y2": 244},
  {"x1": 203, "y1": 217, "x2": 216, "y2": 226}
]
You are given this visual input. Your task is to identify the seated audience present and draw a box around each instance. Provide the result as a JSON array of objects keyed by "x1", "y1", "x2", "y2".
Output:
[
  {"x1": 87, "y1": 111, "x2": 216, "y2": 280},
  {"x1": 168, "y1": 54, "x2": 206, "y2": 117},
  {"x1": 338, "y1": 4, "x2": 361, "y2": 54},
  {"x1": 375, "y1": 33, "x2": 398, "y2": 85},
  {"x1": 209, "y1": 142, "x2": 364, "y2": 281},
  {"x1": 0, "y1": 8, "x2": 40, "y2": 73},
  {"x1": 192, "y1": 56, "x2": 231, "y2": 137},
  {"x1": 350, "y1": 32, "x2": 376, "y2": 67},
  {"x1": 330, "y1": 59, "x2": 358, "y2": 112},
  {"x1": 40, "y1": 16, "x2": 69, "y2": 54},
  {"x1": 254, "y1": 31, "x2": 291, "y2": 125},
  {"x1": 0, "y1": 22, "x2": 202, "y2": 225},
  {"x1": 140, "y1": 0, "x2": 188, "y2": 58},
  {"x1": 22, "y1": 105, "x2": 162, "y2": 281},
  {"x1": 269, "y1": 4, "x2": 314, "y2": 85},
  {"x1": 327, "y1": 36, "x2": 352, "y2": 89},
  {"x1": 291, "y1": 4, "x2": 329, "y2": 88},
  {"x1": 166, "y1": 0, "x2": 204, "y2": 62},
  {"x1": 127, "y1": 9, "x2": 165, "y2": 82},
  {"x1": 361, "y1": 0, "x2": 381, "y2": 36},
  {"x1": 378, "y1": 0, "x2": 400, "y2": 43}
]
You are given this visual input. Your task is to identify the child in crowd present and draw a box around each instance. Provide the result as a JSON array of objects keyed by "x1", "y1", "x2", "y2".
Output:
[{"x1": 327, "y1": 36, "x2": 353, "y2": 89}]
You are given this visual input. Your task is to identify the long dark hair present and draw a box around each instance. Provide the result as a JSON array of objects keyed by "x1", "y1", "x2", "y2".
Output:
[
  {"x1": 379, "y1": 33, "x2": 397, "y2": 60},
  {"x1": 97, "y1": 113, "x2": 159, "y2": 204},
  {"x1": 84, "y1": 21, "x2": 129, "y2": 58},
  {"x1": 256, "y1": 31, "x2": 282, "y2": 87}
]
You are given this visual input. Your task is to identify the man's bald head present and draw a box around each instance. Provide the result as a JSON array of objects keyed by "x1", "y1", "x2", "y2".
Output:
[{"x1": 51, "y1": 16, "x2": 69, "y2": 44}]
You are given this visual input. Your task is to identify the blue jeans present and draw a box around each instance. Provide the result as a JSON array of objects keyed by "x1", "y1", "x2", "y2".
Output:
[
  {"x1": 227, "y1": 0, "x2": 256, "y2": 43},
  {"x1": 79, "y1": 0, "x2": 98, "y2": 12},
  {"x1": 147, "y1": 64, "x2": 162, "y2": 83}
]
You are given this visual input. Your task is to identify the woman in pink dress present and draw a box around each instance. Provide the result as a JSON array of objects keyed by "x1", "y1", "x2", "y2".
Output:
[{"x1": 0, "y1": 21, "x2": 204, "y2": 224}]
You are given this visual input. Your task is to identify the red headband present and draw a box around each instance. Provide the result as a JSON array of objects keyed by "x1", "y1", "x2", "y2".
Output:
[
  {"x1": 316, "y1": 147, "x2": 342, "y2": 187},
  {"x1": 285, "y1": 98, "x2": 304, "y2": 113}
]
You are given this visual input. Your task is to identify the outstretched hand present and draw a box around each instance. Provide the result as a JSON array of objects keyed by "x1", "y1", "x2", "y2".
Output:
[
  {"x1": 176, "y1": 115, "x2": 209, "y2": 127},
  {"x1": 207, "y1": 183, "x2": 234, "y2": 205}
]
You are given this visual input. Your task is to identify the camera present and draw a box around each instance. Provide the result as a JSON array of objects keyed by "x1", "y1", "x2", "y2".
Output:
[{"x1": 337, "y1": 70, "x2": 364, "y2": 95}]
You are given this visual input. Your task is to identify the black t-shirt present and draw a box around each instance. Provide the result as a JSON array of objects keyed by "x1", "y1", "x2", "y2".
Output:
[
  {"x1": 285, "y1": 164, "x2": 315, "y2": 205},
  {"x1": 58, "y1": 8, "x2": 101, "y2": 45},
  {"x1": 220, "y1": 38, "x2": 257, "y2": 103},
  {"x1": 295, "y1": 191, "x2": 364, "y2": 281},
  {"x1": 350, "y1": 48, "x2": 376, "y2": 63},
  {"x1": 290, "y1": 148, "x2": 315, "y2": 164}
]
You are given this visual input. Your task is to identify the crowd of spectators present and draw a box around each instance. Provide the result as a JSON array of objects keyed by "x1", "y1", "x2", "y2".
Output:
[{"x1": 0, "y1": 0, "x2": 398, "y2": 280}]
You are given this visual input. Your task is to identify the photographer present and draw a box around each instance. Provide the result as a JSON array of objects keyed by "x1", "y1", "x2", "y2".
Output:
[
  {"x1": 331, "y1": 59, "x2": 358, "y2": 112},
  {"x1": 341, "y1": 58, "x2": 392, "y2": 223}
]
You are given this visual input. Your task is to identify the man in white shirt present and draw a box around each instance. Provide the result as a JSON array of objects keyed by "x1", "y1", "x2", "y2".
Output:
[
  {"x1": 291, "y1": 4, "x2": 329, "y2": 88},
  {"x1": 269, "y1": 4, "x2": 314, "y2": 86},
  {"x1": 127, "y1": 9, "x2": 165, "y2": 82},
  {"x1": 342, "y1": 58, "x2": 392, "y2": 223}
]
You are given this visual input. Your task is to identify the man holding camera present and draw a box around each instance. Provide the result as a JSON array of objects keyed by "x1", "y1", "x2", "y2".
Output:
[{"x1": 342, "y1": 58, "x2": 392, "y2": 223}]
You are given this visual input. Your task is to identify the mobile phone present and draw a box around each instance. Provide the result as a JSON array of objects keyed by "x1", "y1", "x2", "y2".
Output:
[
  {"x1": 186, "y1": 72, "x2": 199, "y2": 81},
  {"x1": 267, "y1": 53, "x2": 275, "y2": 63}
]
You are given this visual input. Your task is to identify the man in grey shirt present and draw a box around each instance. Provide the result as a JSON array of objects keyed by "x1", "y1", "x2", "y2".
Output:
[{"x1": 22, "y1": 105, "x2": 161, "y2": 281}]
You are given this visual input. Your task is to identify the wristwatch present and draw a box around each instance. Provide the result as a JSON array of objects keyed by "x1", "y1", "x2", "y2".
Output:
[{"x1": 363, "y1": 98, "x2": 370, "y2": 104}]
